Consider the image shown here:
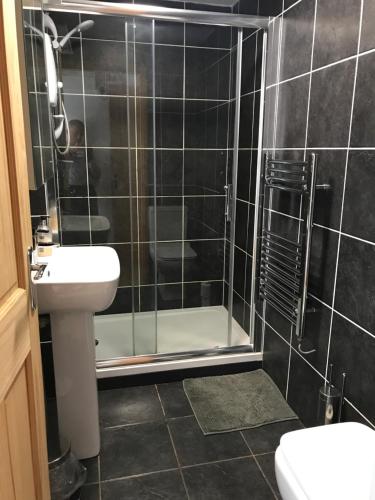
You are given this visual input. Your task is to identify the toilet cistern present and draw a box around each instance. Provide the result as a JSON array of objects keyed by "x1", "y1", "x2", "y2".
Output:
[{"x1": 32, "y1": 246, "x2": 120, "y2": 459}]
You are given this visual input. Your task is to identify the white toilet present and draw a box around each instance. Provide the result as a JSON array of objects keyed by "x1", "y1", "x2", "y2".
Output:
[{"x1": 275, "y1": 422, "x2": 375, "y2": 500}]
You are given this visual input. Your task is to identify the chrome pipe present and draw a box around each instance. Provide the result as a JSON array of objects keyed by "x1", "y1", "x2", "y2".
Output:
[
  {"x1": 262, "y1": 229, "x2": 302, "y2": 248},
  {"x1": 260, "y1": 267, "x2": 300, "y2": 293},
  {"x1": 227, "y1": 28, "x2": 243, "y2": 348},
  {"x1": 260, "y1": 281, "x2": 299, "y2": 307},
  {"x1": 296, "y1": 152, "x2": 318, "y2": 341},
  {"x1": 260, "y1": 273, "x2": 299, "y2": 300},
  {"x1": 96, "y1": 344, "x2": 254, "y2": 369},
  {"x1": 261, "y1": 254, "x2": 301, "y2": 275},
  {"x1": 39, "y1": 0, "x2": 270, "y2": 29},
  {"x1": 249, "y1": 30, "x2": 268, "y2": 346},
  {"x1": 261, "y1": 242, "x2": 301, "y2": 266},
  {"x1": 263, "y1": 234, "x2": 302, "y2": 256},
  {"x1": 262, "y1": 260, "x2": 301, "y2": 286},
  {"x1": 259, "y1": 291, "x2": 297, "y2": 320}
]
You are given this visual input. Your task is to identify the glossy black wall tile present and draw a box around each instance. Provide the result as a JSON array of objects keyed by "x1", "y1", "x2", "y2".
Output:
[
  {"x1": 185, "y1": 23, "x2": 231, "y2": 48},
  {"x1": 287, "y1": 350, "x2": 324, "y2": 427},
  {"x1": 184, "y1": 240, "x2": 224, "y2": 282},
  {"x1": 240, "y1": 33, "x2": 257, "y2": 95},
  {"x1": 155, "y1": 45, "x2": 184, "y2": 98},
  {"x1": 83, "y1": 40, "x2": 127, "y2": 95},
  {"x1": 185, "y1": 48, "x2": 230, "y2": 100},
  {"x1": 59, "y1": 198, "x2": 90, "y2": 245},
  {"x1": 335, "y1": 235, "x2": 375, "y2": 333},
  {"x1": 183, "y1": 281, "x2": 223, "y2": 308},
  {"x1": 313, "y1": 0, "x2": 361, "y2": 68},
  {"x1": 308, "y1": 225, "x2": 338, "y2": 306},
  {"x1": 280, "y1": 0, "x2": 315, "y2": 82},
  {"x1": 88, "y1": 149, "x2": 130, "y2": 197},
  {"x1": 263, "y1": 326, "x2": 290, "y2": 396},
  {"x1": 351, "y1": 52, "x2": 375, "y2": 147},
  {"x1": 342, "y1": 151, "x2": 375, "y2": 242},
  {"x1": 291, "y1": 298, "x2": 331, "y2": 375},
  {"x1": 185, "y1": 101, "x2": 229, "y2": 149},
  {"x1": 276, "y1": 75, "x2": 309, "y2": 148},
  {"x1": 361, "y1": 0, "x2": 375, "y2": 52},
  {"x1": 329, "y1": 312, "x2": 375, "y2": 424},
  {"x1": 308, "y1": 60, "x2": 355, "y2": 147},
  {"x1": 312, "y1": 150, "x2": 346, "y2": 230},
  {"x1": 85, "y1": 96, "x2": 128, "y2": 147},
  {"x1": 184, "y1": 150, "x2": 226, "y2": 196},
  {"x1": 91, "y1": 198, "x2": 132, "y2": 244}
]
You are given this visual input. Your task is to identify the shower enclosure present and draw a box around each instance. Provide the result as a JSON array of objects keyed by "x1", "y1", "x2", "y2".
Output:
[{"x1": 26, "y1": 0, "x2": 267, "y2": 376}]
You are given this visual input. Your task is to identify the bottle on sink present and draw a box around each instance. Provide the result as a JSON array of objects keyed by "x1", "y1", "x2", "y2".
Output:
[{"x1": 35, "y1": 216, "x2": 54, "y2": 257}]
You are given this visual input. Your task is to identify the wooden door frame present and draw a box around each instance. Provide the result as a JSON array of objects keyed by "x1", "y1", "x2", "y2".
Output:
[{"x1": 1, "y1": 0, "x2": 50, "y2": 498}]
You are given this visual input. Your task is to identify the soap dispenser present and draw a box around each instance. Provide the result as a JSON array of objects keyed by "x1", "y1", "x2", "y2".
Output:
[{"x1": 35, "y1": 216, "x2": 54, "y2": 257}]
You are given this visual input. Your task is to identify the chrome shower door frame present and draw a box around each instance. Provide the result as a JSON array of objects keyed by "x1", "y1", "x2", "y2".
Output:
[{"x1": 37, "y1": 0, "x2": 269, "y2": 371}]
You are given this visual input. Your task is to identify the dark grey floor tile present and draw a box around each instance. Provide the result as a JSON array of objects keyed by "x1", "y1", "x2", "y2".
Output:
[
  {"x1": 256, "y1": 453, "x2": 281, "y2": 499},
  {"x1": 100, "y1": 422, "x2": 177, "y2": 480},
  {"x1": 101, "y1": 470, "x2": 187, "y2": 500},
  {"x1": 157, "y1": 382, "x2": 194, "y2": 418},
  {"x1": 99, "y1": 386, "x2": 164, "y2": 428},
  {"x1": 80, "y1": 456, "x2": 99, "y2": 484},
  {"x1": 168, "y1": 416, "x2": 249, "y2": 466},
  {"x1": 183, "y1": 457, "x2": 275, "y2": 500},
  {"x1": 79, "y1": 483, "x2": 100, "y2": 500},
  {"x1": 241, "y1": 420, "x2": 303, "y2": 455}
]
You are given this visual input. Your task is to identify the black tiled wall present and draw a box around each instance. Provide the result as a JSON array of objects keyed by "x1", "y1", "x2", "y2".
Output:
[{"x1": 259, "y1": 0, "x2": 375, "y2": 429}]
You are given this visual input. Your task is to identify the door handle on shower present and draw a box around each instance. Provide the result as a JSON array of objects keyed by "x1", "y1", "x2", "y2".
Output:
[{"x1": 224, "y1": 184, "x2": 233, "y2": 222}]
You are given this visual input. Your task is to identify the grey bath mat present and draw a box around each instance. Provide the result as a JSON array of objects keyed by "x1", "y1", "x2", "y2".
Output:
[{"x1": 183, "y1": 369, "x2": 297, "y2": 435}]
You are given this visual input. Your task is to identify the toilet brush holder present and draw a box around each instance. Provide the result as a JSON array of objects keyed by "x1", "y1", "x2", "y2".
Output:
[{"x1": 317, "y1": 384, "x2": 341, "y2": 425}]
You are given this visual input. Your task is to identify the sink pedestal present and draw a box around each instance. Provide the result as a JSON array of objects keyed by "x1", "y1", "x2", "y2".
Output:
[{"x1": 50, "y1": 311, "x2": 100, "y2": 459}]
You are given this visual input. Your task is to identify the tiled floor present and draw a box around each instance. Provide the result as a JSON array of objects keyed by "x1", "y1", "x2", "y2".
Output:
[{"x1": 78, "y1": 382, "x2": 303, "y2": 499}]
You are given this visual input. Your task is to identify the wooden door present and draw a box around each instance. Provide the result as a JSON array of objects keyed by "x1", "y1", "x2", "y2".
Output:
[{"x1": 0, "y1": 0, "x2": 50, "y2": 499}]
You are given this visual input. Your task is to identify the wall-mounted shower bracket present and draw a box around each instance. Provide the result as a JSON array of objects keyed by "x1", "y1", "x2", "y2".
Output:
[{"x1": 224, "y1": 184, "x2": 233, "y2": 222}]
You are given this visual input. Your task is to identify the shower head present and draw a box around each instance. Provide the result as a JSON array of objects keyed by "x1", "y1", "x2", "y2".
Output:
[{"x1": 59, "y1": 20, "x2": 95, "y2": 49}]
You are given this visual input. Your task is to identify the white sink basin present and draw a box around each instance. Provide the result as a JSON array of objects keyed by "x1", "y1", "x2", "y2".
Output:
[
  {"x1": 34, "y1": 246, "x2": 120, "y2": 313},
  {"x1": 32, "y1": 245, "x2": 119, "y2": 459}
]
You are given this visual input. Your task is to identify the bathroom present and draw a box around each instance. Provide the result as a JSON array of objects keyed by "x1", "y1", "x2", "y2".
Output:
[{"x1": 1, "y1": 0, "x2": 375, "y2": 497}]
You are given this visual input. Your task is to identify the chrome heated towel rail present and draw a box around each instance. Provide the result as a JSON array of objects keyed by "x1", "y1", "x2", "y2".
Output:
[{"x1": 259, "y1": 153, "x2": 318, "y2": 349}]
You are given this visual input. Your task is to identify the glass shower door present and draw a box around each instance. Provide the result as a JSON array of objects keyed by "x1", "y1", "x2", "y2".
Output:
[{"x1": 123, "y1": 17, "x2": 246, "y2": 356}]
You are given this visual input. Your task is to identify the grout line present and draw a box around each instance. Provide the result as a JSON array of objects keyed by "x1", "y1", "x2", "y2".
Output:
[
  {"x1": 164, "y1": 415, "x2": 191, "y2": 499},
  {"x1": 252, "y1": 453, "x2": 280, "y2": 500},
  {"x1": 180, "y1": 454, "x2": 253, "y2": 470},
  {"x1": 240, "y1": 431, "x2": 279, "y2": 500},
  {"x1": 155, "y1": 384, "x2": 166, "y2": 417},
  {"x1": 344, "y1": 398, "x2": 375, "y2": 429},
  {"x1": 98, "y1": 454, "x2": 102, "y2": 500},
  {"x1": 99, "y1": 467, "x2": 180, "y2": 485}
]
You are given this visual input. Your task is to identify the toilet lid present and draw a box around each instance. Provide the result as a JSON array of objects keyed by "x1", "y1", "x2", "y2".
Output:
[{"x1": 279, "y1": 422, "x2": 375, "y2": 500}]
